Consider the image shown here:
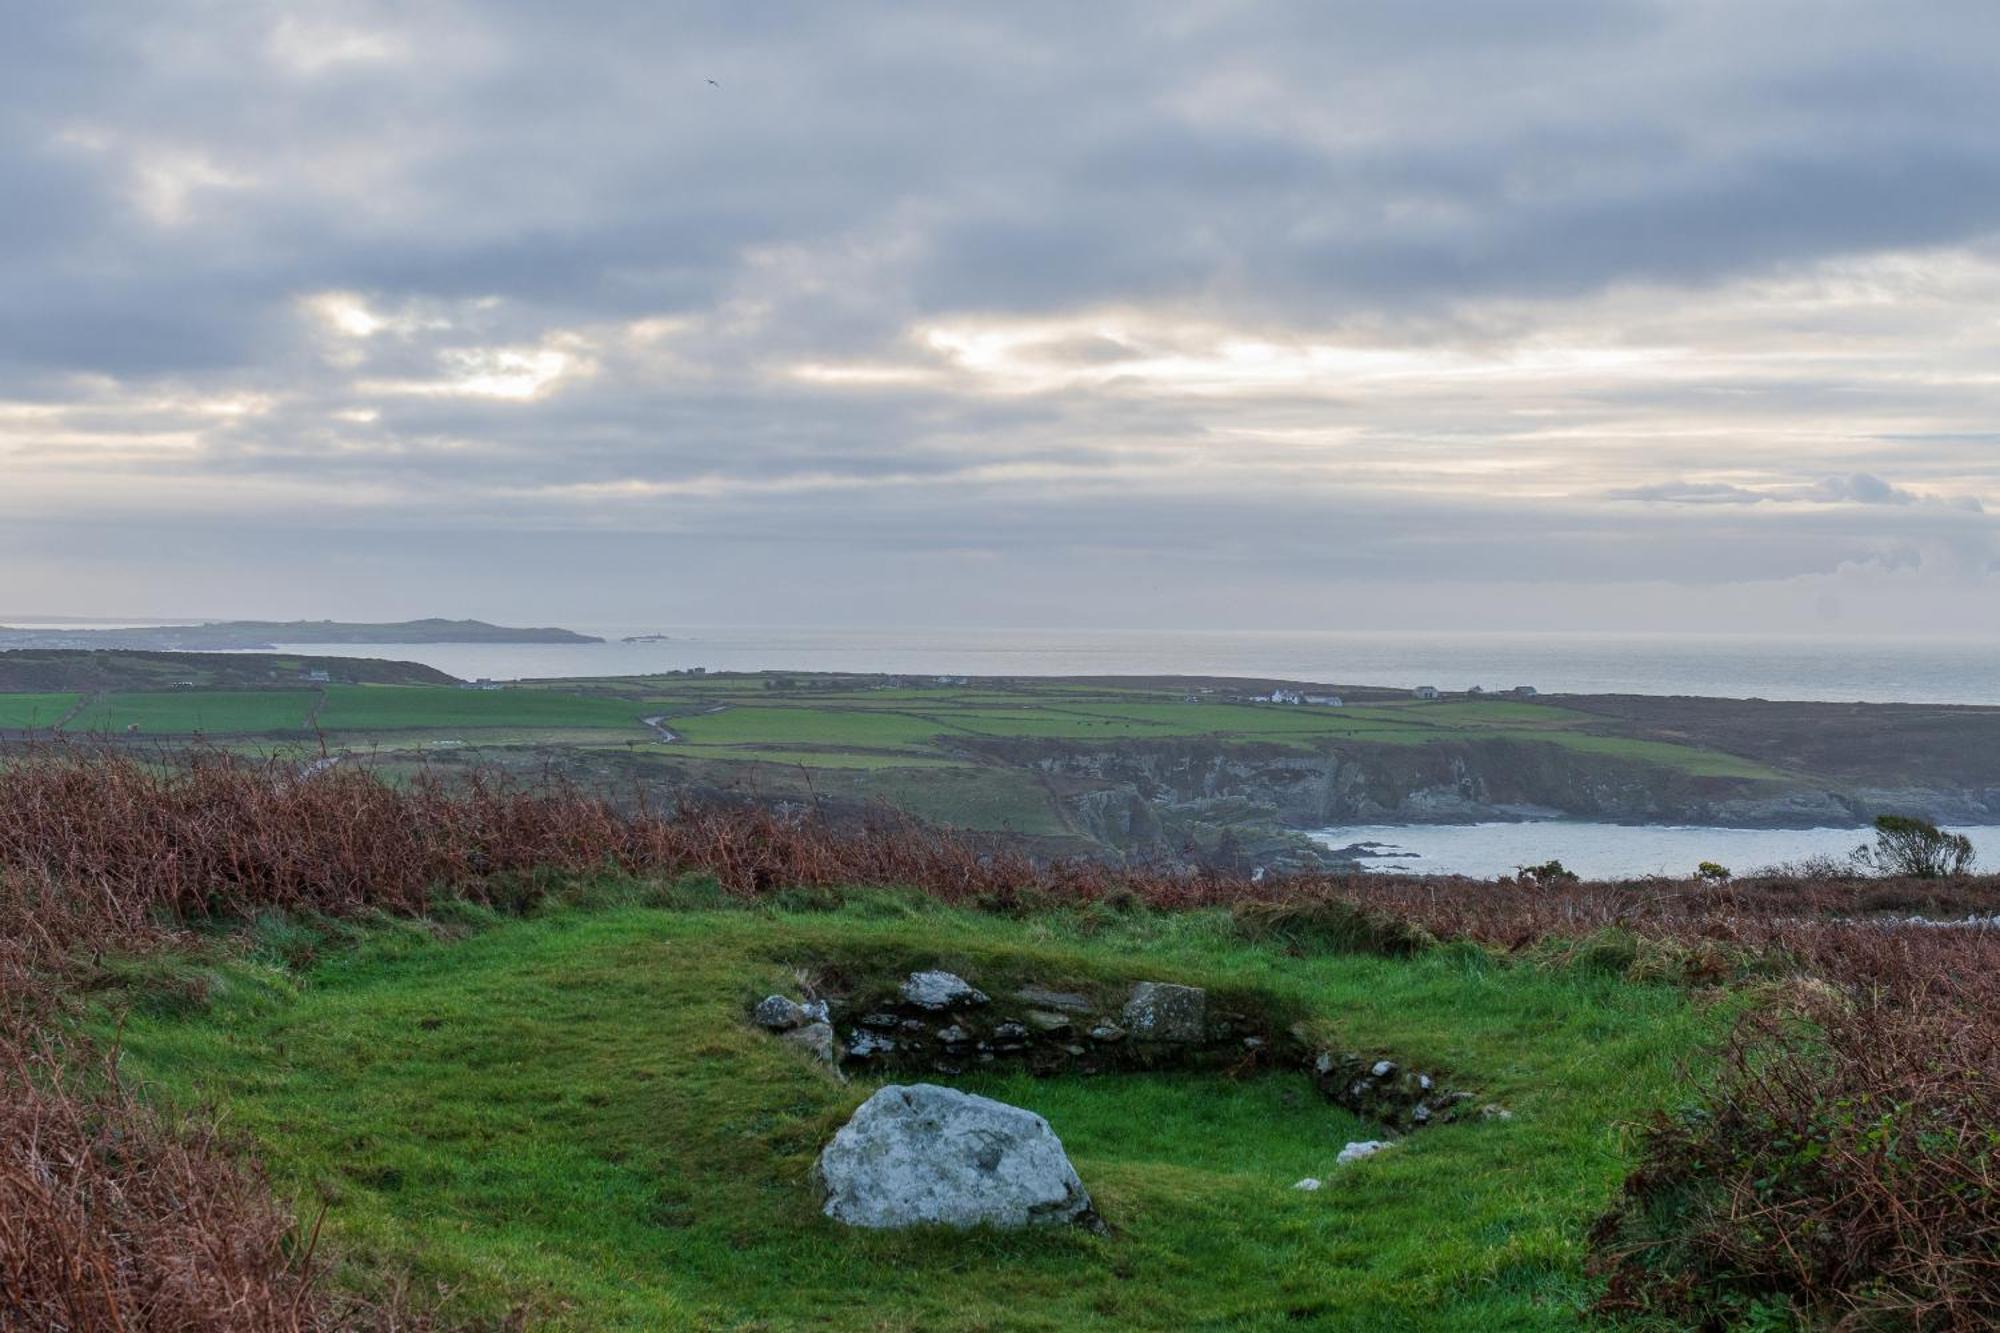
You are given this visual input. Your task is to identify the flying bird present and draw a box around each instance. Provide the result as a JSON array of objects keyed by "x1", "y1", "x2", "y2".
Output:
[{"x1": 707, "y1": 78, "x2": 720, "y2": 87}]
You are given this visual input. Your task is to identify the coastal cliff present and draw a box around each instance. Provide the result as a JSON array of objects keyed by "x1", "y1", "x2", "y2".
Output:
[{"x1": 961, "y1": 735, "x2": 2000, "y2": 864}]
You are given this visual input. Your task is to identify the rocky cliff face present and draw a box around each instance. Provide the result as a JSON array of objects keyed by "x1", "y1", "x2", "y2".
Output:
[{"x1": 961, "y1": 736, "x2": 2000, "y2": 863}]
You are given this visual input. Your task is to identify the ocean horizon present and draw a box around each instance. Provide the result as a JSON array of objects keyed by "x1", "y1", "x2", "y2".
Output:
[{"x1": 205, "y1": 626, "x2": 2000, "y2": 707}]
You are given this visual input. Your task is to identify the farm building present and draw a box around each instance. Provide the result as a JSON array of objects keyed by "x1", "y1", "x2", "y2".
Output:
[
  {"x1": 1304, "y1": 694, "x2": 1344, "y2": 707},
  {"x1": 1413, "y1": 685, "x2": 1440, "y2": 700}
]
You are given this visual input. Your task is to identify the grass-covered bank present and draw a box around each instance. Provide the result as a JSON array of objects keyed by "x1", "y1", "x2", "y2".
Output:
[{"x1": 103, "y1": 895, "x2": 1725, "y2": 1329}]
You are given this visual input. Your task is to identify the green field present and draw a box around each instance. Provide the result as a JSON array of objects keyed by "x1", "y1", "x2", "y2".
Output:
[
  {"x1": 66, "y1": 690, "x2": 318, "y2": 734},
  {"x1": 640, "y1": 683, "x2": 1779, "y2": 778},
  {"x1": 316, "y1": 685, "x2": 645, "y2": 731},
  {"x1": 0, "y1": 691, "x2": 79, "y2": 729},
  {"x1": 108, "y1": 894, "x2": 1723, "y2": 1329},
  {"x1": 5, "y1": 673, "x2": 1783, "y2": 785}
]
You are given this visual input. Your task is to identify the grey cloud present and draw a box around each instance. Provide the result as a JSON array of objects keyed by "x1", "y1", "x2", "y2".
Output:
[
  {"x1": 5, "y1": 2, "x2": 2000, "y2": 631},
  {"x1": 1607, "y1": 481, "x2": 1771, "y2": 505}
]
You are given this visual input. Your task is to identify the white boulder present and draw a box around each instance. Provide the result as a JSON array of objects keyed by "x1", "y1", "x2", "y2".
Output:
[
  {"x1": 817, "y1": 1084, "x2": 1093, "y2": 1229},
  {"x1": 1337, "y1": 1139, "x2": 1395, "y2": 1165},
  {"x1": 899, "y1": 970, "x2": 990, "y2": 1010}
]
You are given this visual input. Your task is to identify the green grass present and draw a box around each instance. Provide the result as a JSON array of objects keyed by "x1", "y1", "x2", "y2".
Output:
[
  {"x1": 1528, "y1": 733, "x2": 1787, "y2": 780},
  {"x1": 668, "y1": 707, "x2": 957, "y2": 749},
  {"x1": 107, "y1": 897, "x2": 1725, "y2": 1330},
  {"x1": 0, "y1": 691, "x2": 79, "y2": 728},
  {"x1": 855, "y1": 767, "x2": 1071, "y2": 834},
  {"x1": 315, "y1": 686, "x2": 646, "y2": 732},
  {"x1": 663, "y1": 744, "x2": 974, "y2": 770},
  {"x1": 66, "y1": 690, "x2": 317, "y2": 734}
]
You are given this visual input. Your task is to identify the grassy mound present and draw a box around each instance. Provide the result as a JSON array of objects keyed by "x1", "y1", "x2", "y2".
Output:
[{"x1": 105, "y1": 893, "x2": 1722, "y2": 1329}]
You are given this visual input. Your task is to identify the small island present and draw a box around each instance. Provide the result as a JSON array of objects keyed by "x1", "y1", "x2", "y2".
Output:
[{"x1": 0, "y1": 618, "x2": 603, "y2": 651}]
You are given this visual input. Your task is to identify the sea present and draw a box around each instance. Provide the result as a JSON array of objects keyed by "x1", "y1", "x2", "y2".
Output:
[
  {"x1": 1309, "y1": 821, "x2": 2000, "y2": 882},
  {"x1": 208, "y1": 626, "x2": 2000, "y2": 706}
]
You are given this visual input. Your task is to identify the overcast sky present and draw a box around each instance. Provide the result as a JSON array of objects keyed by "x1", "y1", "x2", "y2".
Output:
[{"x1": 5, "y1": 2, "x2": 2000, "y2": 634}]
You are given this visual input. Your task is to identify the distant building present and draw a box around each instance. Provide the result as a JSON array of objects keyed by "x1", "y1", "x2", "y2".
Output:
[
  {"x1": 1512, "y1": 685, "x2": 1537, "y2": 698},
  {"x1": 460, "y1": 678, "x2": 502, "y2": 691},
  {"x1": 1304, "y1": 694, "x2": 1344, "y2": 707},
  {"x1": 302, "y1": 669, "x2": 332, "y2": 684},
  {"x1": 1265, "y1": 689, "x2": 1304, "y2": 705},
  {"x1": 1413, "y1": 685, "x2": 1440, "y2": 701},
  {"x1": 1467, "y1": 685, "x2": 1485, "y2": 697},
  {"x1": 935, "y1": 675, "x2": 969, "y2": 686}
]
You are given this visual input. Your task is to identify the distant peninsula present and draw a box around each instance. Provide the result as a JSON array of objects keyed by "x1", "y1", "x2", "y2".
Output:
[{"x1": 0, "y1": 618, "x2": 603, "y2": 651}]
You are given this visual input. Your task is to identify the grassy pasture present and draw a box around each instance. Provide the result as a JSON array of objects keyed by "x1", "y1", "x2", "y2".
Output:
[
  {"x1": 66, "y1": 690, "x2": 317, "y2": 735},
  {"x1": 662, "y1": 744, "x2": 973, "y2": 771},
  {"x1": 667, "y1": 706, "x2": 955, "y2": 749},
  {"x1": 316, "y1": 685, "x2": 644, "y2": 731},
  {"x1": 0, "y1": 691, "x2": 80, "y2": 728},
  {"x1": 7, "y1": 672, "x2": 1788, "y2": 786},
  {"x1": 108, "y1": 897, "x2": 1722, "y2": 1330}
]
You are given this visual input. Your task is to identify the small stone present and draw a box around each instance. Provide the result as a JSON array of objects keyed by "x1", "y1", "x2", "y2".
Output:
[
  {"x1": 1411, "y1": 1105, "x2": 1432, "y2": 1125},
  {"x1": 861, "y1": 1012, "x2": 900, "y2": 1030},
  {"x1": 1313, "y1": 1051, "x2": 1336, "y2": 1075},
  {"x1": 1088, "y1": 1023, "x2": 1126, "y2": 1043},
  {"x1": 1242, "y1": 1037, "x2": 1266, "y2": 1051},
  {"x1": 1014, "y1": 986, "x2": 1095, "y2": 1013},
  {"x1": 781, "y1": 1021, "x2": 837, "y2": 1063},
  {"x1": 900, "y1": 971, "x2": 991, "y2": 1011},
  {"x1": 848, "y1": 1030, "x2": 896, "y2": 1059},
  {"x1": 898, "y1": 1018, "x2": 927, "y2": 1032},
  {"x1": 936, "y1": 1024, "x2": 972, "y2": 1045},
  {"x1": 993, "y1": 1021, "x2": 1029, "y2": 1041},
  {"x1": 1479, "y1": 1103, "x2": 1515, "y2": 1121},
  {"x1": 1417, "y1": 1073, "x2": 1433, "y2": 1091},
  {"x1": 1337, "y1": 1140, "x2": 1395, "y2": 1165},
  {"x1": 1024, "y1": 1010, "x2": 1074, "y2": 1034},
  {"x1": 800, "y1": 999, "x2": 831, "y2": 1023},
  {"x1": 1121, "y1": 981, "x2": 1207, "y2": 1043},
  {"x1": 1370, "y1": 1060, "x2": 1396, "y2": 1079},
  {"x1": 1292, "y1": 1177, "x2": 1322, "y2": 1191},
  {"x1": 753, "y1": 995, "x2": 806, "y2": 1031}
]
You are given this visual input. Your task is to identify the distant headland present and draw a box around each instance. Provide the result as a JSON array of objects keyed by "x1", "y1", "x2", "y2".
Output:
[{"x1": 0, "y1": 618, "x2": 603, "y2": 651}]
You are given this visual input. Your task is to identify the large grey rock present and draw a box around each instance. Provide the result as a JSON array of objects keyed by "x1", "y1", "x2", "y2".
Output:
[
  {"x1": 781, "y1": 1021, "x2": 838, "y2": 1064},
  {"x1": 900, "y1": 971, "x2": 990, "y2": 1010},
  {"x1": 754, "y1": 995, "x2": 807, "y2": 1030},
  {"x1": 817, "y1": 1084, "x2": 1093, "y2": 1229},
  {"x1": 1121, "y1": 981, "x2": 1207, "y2": 1042}
]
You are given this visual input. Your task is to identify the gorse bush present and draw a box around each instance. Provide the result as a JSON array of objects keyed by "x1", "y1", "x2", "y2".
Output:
[{"x1": 1853, "y1": 813, "x2": 1976, "y2": 879}]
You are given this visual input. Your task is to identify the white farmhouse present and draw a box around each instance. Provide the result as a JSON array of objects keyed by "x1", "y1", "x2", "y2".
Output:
[{"x1": 1412, "y1": 685, "x2": 1440, "y2": 701}]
